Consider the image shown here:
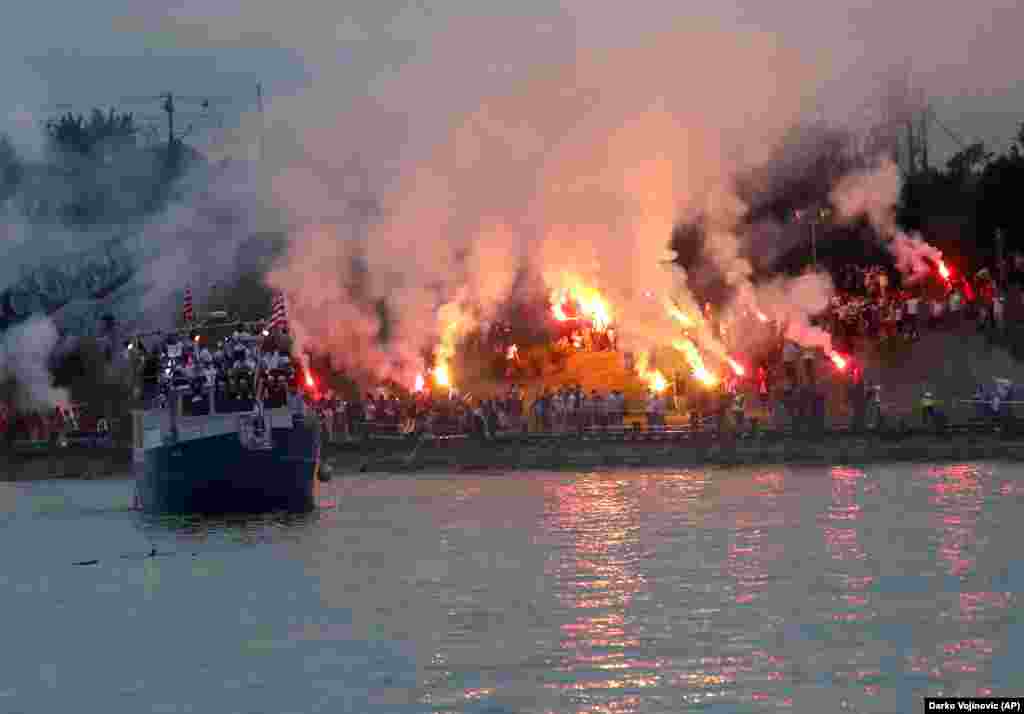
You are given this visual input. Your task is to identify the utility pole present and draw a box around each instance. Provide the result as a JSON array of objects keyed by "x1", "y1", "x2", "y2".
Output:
[
  {"x1": 162, "y1": 92, "x2": 175, "y2": 156},
  {"x1": 256, "y1": 82, "x2": 265, "y2": 163},
  {"x1": 919, "y1": 104, "x2": 930, "y2": 172},
  {"x1": 811, "y1": 220, "x2": 817, "y2": 268},
  {"x1": 996, "y1": 228, "x2": 1006, "y2": 286}
]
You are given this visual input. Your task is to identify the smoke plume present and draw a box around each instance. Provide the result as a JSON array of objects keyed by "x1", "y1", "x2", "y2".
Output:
[
  {"x1": 830, "y1": 157, "x2": 943, "y2": 281},
  {"x1": 0, "y1": 314, "x2": 69, "y2": 410},
  {"x1": 261, "y1": 22, "x2": 844, "y2": 382}
]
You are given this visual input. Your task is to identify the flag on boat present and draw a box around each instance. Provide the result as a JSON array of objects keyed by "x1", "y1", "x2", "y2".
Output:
[
  {"x1": 269, "y1": 291, "x2": 289, "y2": 333},
  {"x1": 183, "y1": 285, "x2": 194, "y2": 324}
]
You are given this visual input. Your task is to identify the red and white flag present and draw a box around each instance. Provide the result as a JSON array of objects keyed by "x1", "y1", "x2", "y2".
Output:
[
  {"x1": 268, "y1": 291, "x2": 288, "y2": 333},
  {"x1": 183, "y1": 286, "x2": 195, "y2": 324}
]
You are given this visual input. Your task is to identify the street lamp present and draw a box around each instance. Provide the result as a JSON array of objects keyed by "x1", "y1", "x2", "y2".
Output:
[{"x1": 796, "y1": 207, "x2": 832, "y2": 270}]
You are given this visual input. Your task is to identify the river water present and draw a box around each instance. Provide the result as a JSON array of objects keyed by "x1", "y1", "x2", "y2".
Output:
[{"x1": 0, "y1": 463, "x2": 1021, "y2": 713}]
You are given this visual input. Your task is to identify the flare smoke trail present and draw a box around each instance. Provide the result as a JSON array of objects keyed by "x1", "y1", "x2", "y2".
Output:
[
  {"x1": 0, "y1": 315, "x2": 69, "y2": 409},
  {"x1": 830, "y1": 157, "x2": 943, "y2": 281}
]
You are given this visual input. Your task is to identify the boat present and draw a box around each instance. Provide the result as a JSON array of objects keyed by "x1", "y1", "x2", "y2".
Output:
[{"x1": 129, "y1": 321, "x2": 321, "y2": 515}]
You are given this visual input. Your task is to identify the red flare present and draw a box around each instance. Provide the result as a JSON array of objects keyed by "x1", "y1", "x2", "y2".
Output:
[
  {"x1": 961, "y1": 278, "x2": 974, "y2": 301},
  {"x1": 305, "y1": 373, "x2": 316, "y2": 388},
  {"x1": 938, "y1": 260, "x2": 951, "y2": 281},
  {"x1": 727, "y1": 357, "x2": 746, "y2": 377},
  {"x1": 828, "y1": 351, "x2": 848, "y2": 371}
]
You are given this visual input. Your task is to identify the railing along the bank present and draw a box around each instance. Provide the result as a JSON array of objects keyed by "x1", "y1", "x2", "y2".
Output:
[{"x1": 320, "y1": 406, "x2": 1024, "y2": 446}]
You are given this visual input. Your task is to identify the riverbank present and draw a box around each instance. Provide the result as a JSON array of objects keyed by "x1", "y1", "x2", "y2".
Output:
[
  {"x1": 7, "y1": 429, "x2": 1024, "y2": 482},
  {"x1": 1, "y1": 445, "x2": 132, "y2": 481},
  {"x1": 325, "y1": 430, "x2": 1024, "y2": 473}
]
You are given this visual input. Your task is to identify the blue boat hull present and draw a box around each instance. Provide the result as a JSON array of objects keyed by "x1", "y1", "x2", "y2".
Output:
[{"x1": 135, "y1": 423, "x2": 320, "y2": 515}]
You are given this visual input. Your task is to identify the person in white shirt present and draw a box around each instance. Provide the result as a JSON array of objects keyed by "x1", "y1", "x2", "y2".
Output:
[
  {"x1": 166, "y1": 340, "x2": 183, "y2": 361},
  {"x1": 931, "y1": 298, "x2": 945, "y2": 328},
  {"x1": 948, "y1": 289, "x2": 963, "y2": 328},
  {"x1": 904, "y1": 294, "x2": 921, "y2": 339},
  {"x1": 646, "y1": 392, "x2": 661, "y2": 427},
  {"x1": 782, "y1": 340, "x2": 800, "y2": 382},
  {"x1": 551, "y1": 392, "x2": 565, "y2": 432}
]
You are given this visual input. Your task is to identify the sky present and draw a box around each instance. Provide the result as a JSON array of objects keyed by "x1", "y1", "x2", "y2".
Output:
[{"x1": 2, "y1": 0, "x2": 1022, "y2": 162}]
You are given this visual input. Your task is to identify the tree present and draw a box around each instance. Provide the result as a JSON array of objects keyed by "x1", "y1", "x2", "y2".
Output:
[
  {"x1": 45, "y1": 108, "x2": 137, "y2": 157},
  {"x1": 32, "y1": 107, "x2": 203, "y2": 226},
  {"x1": 945, "y1": 142, "x2": 993, "y2": 181},
  {"x1": 0, "y1": 134, "x2": 22, "y2": 203}
]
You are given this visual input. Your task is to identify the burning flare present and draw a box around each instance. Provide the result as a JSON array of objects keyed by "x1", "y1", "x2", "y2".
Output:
[
  {"x1": 635, "y1": 350, "x2": 669, "y2": 394},
  {"x1": 726, "y1": 357, "x2": 746, "y2": 377},
  {"x1": 549, "y1": 275, "x2": 613, "y2": 331},
  {"x1": 433, "y1": 363, "x2": 451, "y2": 388},
  {"x1": 665, "y1": 299, "x2": 694, "y2": 328},
  {"x1": 433, "y1": 320, "x2": 458, "y2": 390},
  {"x1": 413, "y1": 373, "x2": 425, "y2": 392},
  {"x1": 938, "y1": 260, "x2": 951, "y2": 281},
  {"x1": 828, "y1": 351, "x2": 848, "y2": 371},
  {"x1": 673, "y1": 338, "x2": 719, "y2": 388}
]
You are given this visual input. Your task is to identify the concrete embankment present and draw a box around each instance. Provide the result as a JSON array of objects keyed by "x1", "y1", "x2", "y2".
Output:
[
  {"x1": 1, "y1": 446, "x2": 133, "y2": 481},
  {"x1": 7, "y1": 432, "x2": 1024, "y2": 482},
  {"x1": 325, "y1": 432, "x2": 1024, "y2": 474}
]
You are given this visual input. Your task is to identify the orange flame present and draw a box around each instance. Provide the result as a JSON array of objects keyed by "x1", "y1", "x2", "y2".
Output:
[
  {"x1": 635, "y1": 351, "x2": 669, "y2": 393},
  {"x1": 647, "y1": 370, "x2": 669, "y2": 393},
  {"x1": 433, "y1": 318, "x2": 459, "y2": 390},
  {"x1": 665, "y1": 300, "x2": 694, "y2": 327},
  {"x1": 673, "y1": 339, "x2": 719, "y2": 388},
  {"x1": 413, "y1": 373, "x2": 425, "y2": 392},
  {"x1": 549, "y1": 276, "x2": 612, "y2": 331},
  {"x1": 433, "y1": 363, "x2": 451, "y2": 388},
  {"x1": 727, "y1": 357, "x2": 746, "y2": 377}
]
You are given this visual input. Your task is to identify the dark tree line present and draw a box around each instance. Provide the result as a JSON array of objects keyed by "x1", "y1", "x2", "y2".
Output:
[
  {"x1": 900, "y1": 124, "x2": 1024, "y2": 270},
  {"x1": 670, "y1": 118, "x2": 1024, "y2": 303},
  {"x1": 0, "y1": 108, "x2": 199, "y2": 229}
]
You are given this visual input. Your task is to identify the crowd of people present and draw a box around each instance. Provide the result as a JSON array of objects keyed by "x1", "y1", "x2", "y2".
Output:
[
  {"x1": 6, "y1": 253, "x2": 1024, "y2": 445},
  {"x1": 316, "y1": 384, "x2": 652, "y2": 442},
  {"x1": 824, "y1": 263, "x2": 1005, "y2": 353},
  {"x1": 129, "y1": 325, "x2": 302, "y2": 414}
]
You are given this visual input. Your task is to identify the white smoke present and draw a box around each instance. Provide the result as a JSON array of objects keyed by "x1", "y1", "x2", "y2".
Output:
[
  {"x1": 830, "y1": 157, "x2": 943, "y2": 282},
  {"x1": 0, "y1": 314, "x2": 70, "y2": 409},
  {"x1": 756, "y1": 273, "x2": 835, "y2": 351}
]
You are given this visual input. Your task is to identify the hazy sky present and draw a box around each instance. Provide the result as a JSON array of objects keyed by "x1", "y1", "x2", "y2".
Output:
[{"x1": 2, "y1": 0, "x2": 1022, "y2": 160}]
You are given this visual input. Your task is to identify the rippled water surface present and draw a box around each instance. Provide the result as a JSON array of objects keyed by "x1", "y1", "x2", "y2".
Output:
[{"x1": 1, "y1": 463, "x2": 1023, "y2": 713}]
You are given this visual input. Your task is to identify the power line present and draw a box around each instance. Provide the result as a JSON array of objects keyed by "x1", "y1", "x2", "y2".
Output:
[{"x1": 928, "y1": 109, "x2": 968, "y2": 150}]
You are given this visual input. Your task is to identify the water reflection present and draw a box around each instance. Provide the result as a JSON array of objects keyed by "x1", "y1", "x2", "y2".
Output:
[
  {"x1": 545, "y1": 475, "x2": 655, "y2": 714},
  {"x1": 915, "y1": 464, "x2": 1011, "y2": 698},
  {"x1": 5, "y1": 464, "x2": 1022, "y2": 713}
]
